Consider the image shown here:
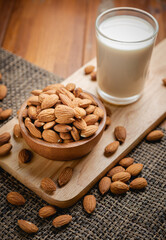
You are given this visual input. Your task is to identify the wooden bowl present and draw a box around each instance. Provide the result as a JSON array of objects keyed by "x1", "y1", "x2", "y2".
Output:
[{"x1": 18, "y1": 92, "x2": 106, "y2": 161}]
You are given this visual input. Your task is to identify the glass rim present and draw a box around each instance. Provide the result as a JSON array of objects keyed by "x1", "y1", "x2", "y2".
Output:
[{"x1": 96, "y1": 7, "x2": 159, "y2": 44}]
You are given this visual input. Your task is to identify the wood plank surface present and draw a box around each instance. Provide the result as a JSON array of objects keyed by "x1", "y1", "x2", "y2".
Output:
[{"x1": 0, "y1": 39, "x2": 165, "y2": 208}]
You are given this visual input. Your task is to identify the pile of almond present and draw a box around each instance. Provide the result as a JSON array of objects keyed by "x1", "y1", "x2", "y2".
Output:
[{"x1": 22, "y1": 83, "x2": 104, "y2": 143}]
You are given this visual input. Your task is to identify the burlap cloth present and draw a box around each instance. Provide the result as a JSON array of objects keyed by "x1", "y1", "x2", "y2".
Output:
[{"x1": 0, "y1": 49, "x2": 165, "y2": 240}]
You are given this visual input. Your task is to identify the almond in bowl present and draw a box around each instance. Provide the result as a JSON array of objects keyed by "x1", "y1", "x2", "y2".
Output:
[{"x1": 18, "y1": 83, "x2": 106, "y2": 160}]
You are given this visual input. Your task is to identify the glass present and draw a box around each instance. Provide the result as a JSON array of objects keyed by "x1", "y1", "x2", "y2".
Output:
[{"x1": 96, "y1": 7, "x2": 159, "y2": 105}]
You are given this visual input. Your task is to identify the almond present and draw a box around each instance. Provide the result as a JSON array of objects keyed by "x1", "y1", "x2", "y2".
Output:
[
  {"x1": 58, "y1": 167, "x2": 73, "y2": 187},
  {"x1": 43, "y1": 121, "x2": 55, "y2": 130},
  {"x1": 56, "y1": 117, "x2": 75, "y2": 124},
  {"x1": 53, "y1": 215, "x2": 72, "y2": 228},
  {"x1": 42, "y1": 130, "x2": 61, "y2": 143},
  {"x1": 74, "y1": 107, "x2": 86, "y2": 119},
  {"x1": 39, "y1": 205, "x2": 57, "y2": 218},
  {"x1": 66, "y1": 83, "x2": 76, "y2": 92},
  {"x1": 104, "y1": 141, "x2": 119, "y2": 155},
  {"x1": 84, "y1": 65, "x2": 95, "y2": 74},
  {"x1": 79, "y1": 99, "x2": 92, "y2": 108},
  {"x1": 162, "y1": 78, "x2": 166, "y2": 86},
  {"x1": 71, "y1": 126, "x2": 80, "y2": 141},
  {"x1": 130, "y1": 178, "x2": 148, "y2": 190},
  {"x1": 73, "y1": 87, "x2": 83, "y2": 97},
  {"x1": 44, "y1": 89, "x2": 56, "y2": 95},
  {"x1": 28, "y1": 95, "x2": 40, "y2": 105},
  {"x1": 105, "y1": 116, "x2": 111, "y2": 129},
  {"x1": 84, "y1": 114, "x2": 98, "y2": 126},
  {"x1": 126, "y1": 163, "x2": 143, "y2": 176},
  {"x1": 0, "y1": 108, "x2": 12, "y2": 120},
  {"x1": 0, "y1": 84, "x2": 7, "y2": 100},
  {"x1": 22, "y1": 108, "x2": 28, "y2": 118},
  {"x1": 13, "y1": 124, "x2": 22, "y2": 138},
  {"x1": 81, "y1": 125, "x2": 98, "y2": 137},
  {"x1": 34, "y1": 119, "x2": 45, "y2": 128},
  {"x1": 38, "y1": 93, "x2": 48, "y2": 103},
  {"x1": 0, "y1": 143, "x2": 12, "y2": 156},
  {"x1": 28, "y1": 106, "x2": 37, "y2": 120},
  {"x1": 59, "y1": 93, "x2": 74, "y2": 108},
  {"x1": 7, "y1": 192, "x2": 25, "y2": 205},
  {"x1": 0, "y1": 132, "x2": 11, "y2": 145},
  {"x1": 43, "y1": 83, "x2": 64, "y2": 92},
  {"x1": 119, "y1": 157, "x2": 134, "y2": 168},
  {"x1": 55, "y1": 105, "x2": 75, "y2": 119},
  {"x1": 41, "y1": 177, "x2": 56, "y2": 194},
  {"x1": 31, "y1": 89, "x2": 43, "y2": 96},
  {"x1": 60, "y1": 132, "x2": 71, "y2": 140},
  {"x1": 38, "y1": 108, "x2": 55, "y2": 122},
  {"x1": 79, "y1": 92, "x2": 97, "y2": 106},
  {"x1": 114, "y1": 126, "x2": 126, "y2": 143},
  {"x1": 99, "y1": 177, "x2": 111, "y2": 195},
  {"x1": 24, "y1": 117, "x2": 31, "y2": 127},
  {"x1": 110, "y1": 181, "x2": 129, "y2": 194},
  {"x1": 26, "y1": 122, "x2": 42, "y2": 138},
  {"x1": 93, "y1": 107, "x2": 104, "y2": 119},
  {"x1": 41, "y1": 94, "x2": 59, "y2": 109},
  {"x1": 146, "y1": 130, "x2": 164, "y2": 141},
  {"x1": 19, "y1": 149, "x2": 33, "y2": 163},
  {"x1": 18, "y1": 220, "x2": 38, "y2": 233},
  {"x1": 83, "y1": 195, "x2": 96, "y2": 213},
  {"x1": 60, "y1": 87, "x2": 75, "y2": 100},
  {"x1": 107, "y1": 166, "x2": 125, "y2": 177},
  {"x1": 54, "y1": 124, "x2": 72, "y2": 133},
  {"x1": 73, "y1": 118, "x2": 87, "y2": 130},
  {"x1": 91, "y1": 71, "x2": 97, "y2": 81},
  {"x1": 85, "y1": 105, "x2": 96, "y2": 114},
  {"x1": 112, "y1": 172, "x2": 131, "y2": 183},
  {"x1": 72, "y1": 97, "x2": 82, "y2": 107}
]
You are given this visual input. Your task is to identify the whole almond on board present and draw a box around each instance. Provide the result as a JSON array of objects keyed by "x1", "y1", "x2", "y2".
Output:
[
  {"x1": 71, "y1": 126, "x2": 80, "y2": 141},
  {"x1": 60, "y1": 132, "x2": 71, "y2": 140},
  {"x1": 74, "y1": 107, "x2": 86, "y2": 119},
  {"x1": 38, "y1": 108, "x2": 55, "y2": 122},
  {"x1": 119, "y1": 157, "x2": 134, "y2": 168},
  {"x1": 31, "y1": 89, "x2": 43, "y2": 96},
  {"x1": 105, "y1": 116, "x2": 111, "y2": 129},
  {"x1": 91, "y1": 71, "x2": 97, "y2": 81},
  {"x1": 59, "y1": 93, "x2": 74, "y2": 108},
  {"x1": 94, "y1": 107, "x2": 104, "y2": 119},
  {"x1": 34, "y1": 119, "x2": 45, "y2": 128},
  {"x1": 84, "y1": 65, "x2": 95, "y2": 74},
  {"x1": 42, "y1": 130, "x2": 61, "y2": 143},
  {"x1": 55, "y1": 105, "x2": 75, "y2": 119},
  {"x1": 73, "y1": 118, "x2": 87, "y2": 130},
  {"x1": 18, "y1": 220, "x2": 38, "y2": 233},
  {"x1": 19, "y1": 149, "x2": 33, "y2": 163},
  {"x1": 58, "y1": 167, "x2": 73, "y2": 187},
  {"x1": 79, "y1": 99, "x2": 92, "y2": 108},
  {"x1": 0, "y1": 108, "x2": 12, "y2": 120},
  {"x1": 28, "y1": 95, "x2": 40, "y2": 106},
  {"x1": 81, "y1": 125, "x2": 98, "y2": 137},
  {"x1": 38, "y1": 93, "x2": 48, "y2": 103},
  {"x1": 39, "y1": 205, "x2": 57, "y2": 218},
  {"x1": 73, "y1": 87, "x2": 83, "y2": 97},
  {"x1": 105, "y1": 141, "x2": 119, "y2": 155},
  {"x1": 41, "y1": 177, "x2": 56, "y2": 194},
  {"x1": 28, "y1": 106, "x2": 37, "y2": 120},
  {"x1": 26, "y1": 122, "x2": 42, "y2": 138},
  {"x1": 7, "y1": 192, "x2": 25, "y2": 205},
  {"x1": 53, "y1": 215, "x2": 72, "y2": 228},
  {"x1": 130, "y1": 178, "x2": 148, "y2": 190},
  {"x1": 22, "y1": 108, "x2": 28, "y2": 118},
  {"x1": 0, "y1": 143, "x2": 12, "y2": 156},
  {"x1": 41, "y1": 94, "x2": 59, "y2": 109},
  {"x1": 99, "y1": 177, "x2": 111, "y2": 195},
  {"x1": 79, "y1": 92, "x2": 97, "y2": 106},
  {"x1": 84, "y1": 114, "x2": 98, "y2": 126},
  {"x1": 146, "y1": 130, "x2": 164, "y2": 141},
  {"x1": 107, "y1": 166, "x2": 125, "y2": 177},
  {"x1": 112, "y1": 172, "x2": 131, "y2": 183},
  {"x1": 110, "y1": 181, "x2": 129, "y2": 194},
  {"x1": 66, "y1": 83, "x2": 76, "y2": 92},
  {"x1": 13, "y1": 124, "x2": 22, "y2": 138},
  {"x1": 54, "y1": 124, "x2": 72, "y2": 133},
  {"x1": 85, "y1": 105, "x2": 96, "y2": 115},
  {"x1": 43, "y1": 121, "x2": 55, "y2": 130},
  {"x1": 162, "y1": 78, "x2": 166, "y2": 86},
  {"x1": 0, "y1": 132, "x2": 11, "y2": 145},
  {"x1": 114, "y1": 126, "x2": 126, "y2": 143},
  {"x1": 0, "y1": 84, "x2": 7, "y2": 100},
  {"x1": 83, "y1": 195, "x2": 96, "y2": 214},
  {"x1": 126, "y1": 163, "x2": 143, "y2": 176}
]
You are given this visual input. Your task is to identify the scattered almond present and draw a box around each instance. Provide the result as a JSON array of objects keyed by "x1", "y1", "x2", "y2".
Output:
[
  {"x1": 7, "y1": 192, "x2": 25, "y2": 205},
  {"x1": 104, "y1": 141, "x2": 119, "y2": 155},
  {"x1": 112, "y1": 172, "x2": 131, "y2": 183},
  {"x1": 105, "y1": 116, "x2": 111, "y2": 130},
  {"x1": 130, "y1": 178, "x2": 148, "y2": 190},
  {"x1": 146, "y1": 130, "x2": 164, "y2": 142},
  {"x1": 114, "y1": 126, "x2": 126, "y2": 143},
  {"x1": 41, "y1": 177, "x2": 56, "y2": 194},
  {"x1": 0, "y1": 108, "x2": 12, "y2": 121},
  {"x1": 107, "y1": 166, "x2": 125, "y2": 177},
  {"x1": 91, "y1": 71, "x2": 96, "y2": 81},
  {"x1": 18, "y1": 220, "x2": 38, "y2": 233},
  {"x1": 0, "y1": 84, "x2": 7, "y2": 100},
  {"x1": 53, "y1": 215, "x2": 72, "y2": 228},
  {"x1": 99, "y1": 177, "x2": 111, "y2": 195},
  {"x1": 83, "y1": 195, "x2": 96, "y2": 213},
  {"x1": 84, "y1": 65, "x2": 95, "y2": 74},
  {"x1": 81, "y1": 125, "x2": 98, "y2": 137},
  {"x1": 119, "y1": 157, "x2": 134, "y2": 168},
  {"x1": 39, "y1": 205, "x2": 57, "y2": 218},
  {"x1": 0, "y1": 143, "x2": 12, "y2": 156},
  {"x1": 110, "y1": 181, "x2": 129, "y2": 194},
  {"x1": 19, "y1": 149, "x2": 33, "y2": 163},
  {"x1": 126, "y1": 163, "x2": 143, "y2": 176},
  {"x1": 58, "y1": 167, "x2": 73, "y2": 187},
  {"x1": 0, "y1": 132, "x2": 11, "y2": 145},
  {"x1": 13, "y1": 124, "x2": 22, "y2": 138}
]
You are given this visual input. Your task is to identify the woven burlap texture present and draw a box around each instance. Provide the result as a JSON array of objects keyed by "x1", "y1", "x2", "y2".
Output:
[{"x1": 0, "y1": 49, "x2": 165, "y2": 240}]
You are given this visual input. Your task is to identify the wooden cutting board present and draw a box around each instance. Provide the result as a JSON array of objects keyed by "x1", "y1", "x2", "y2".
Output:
[{"x1": 0, "y1": 39, "x2": 166, "y2": 208}]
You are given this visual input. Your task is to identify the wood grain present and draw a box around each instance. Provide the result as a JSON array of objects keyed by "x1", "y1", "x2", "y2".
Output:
[{"x1": 0, "y1": 39, "x2": 165, "y2": 208}]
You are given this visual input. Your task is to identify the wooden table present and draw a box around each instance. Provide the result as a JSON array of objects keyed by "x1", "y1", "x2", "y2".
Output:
[{"x1": 0, "y1": 0, "x2": 165, "y2": 127}]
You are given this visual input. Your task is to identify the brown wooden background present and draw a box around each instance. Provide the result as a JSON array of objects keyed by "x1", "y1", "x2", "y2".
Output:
[{"x1": 0, "y1": 0, "x2": 166, "y2": 78}]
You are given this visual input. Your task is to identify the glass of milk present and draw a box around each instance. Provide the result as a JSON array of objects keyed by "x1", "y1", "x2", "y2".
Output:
[{"x1": 96, "y1": 7, "x2": 159, "y2": 105}]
